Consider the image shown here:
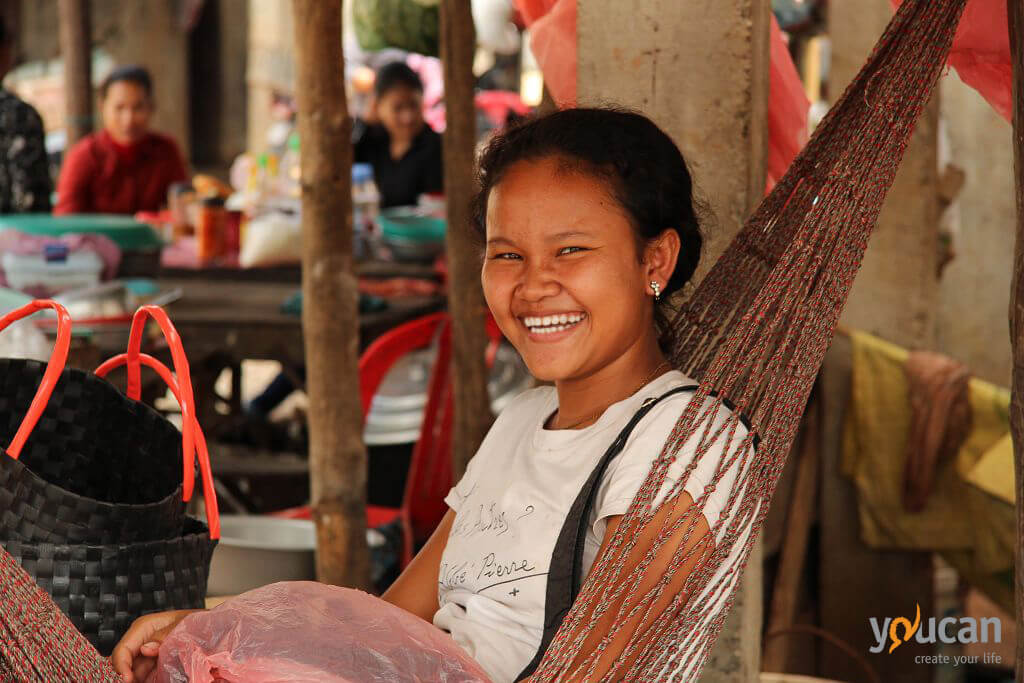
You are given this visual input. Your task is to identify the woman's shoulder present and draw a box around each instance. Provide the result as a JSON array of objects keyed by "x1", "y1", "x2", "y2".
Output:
[
  {"x1": 64, "y1": 132, "x2": 102, "y2": 159},
  {"x1": 59, "y1": 134, "x2": 104, "y2": 177},
  {"x1": 633, "y1": 374, "x2": 754, "y2": 446},
  {"x1": 144, "y1": 131, "x2": 184, "y2": 156}
]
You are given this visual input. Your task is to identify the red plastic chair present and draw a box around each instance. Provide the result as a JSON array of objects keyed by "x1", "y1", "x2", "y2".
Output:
[{"x1": 275, "y1": 311, "x2": 503, "y2": 569}]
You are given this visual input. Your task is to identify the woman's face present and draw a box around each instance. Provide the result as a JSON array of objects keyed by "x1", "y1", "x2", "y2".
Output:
[
  {"x1": 482, "y1": 157, "x2": 676, "y2": 382},
  {"x1": 375, "y1": 86, "x2": 425, "y2": 142},
  {"x1": 101, "y1": 81, "x2": 153, "y2": 145}
]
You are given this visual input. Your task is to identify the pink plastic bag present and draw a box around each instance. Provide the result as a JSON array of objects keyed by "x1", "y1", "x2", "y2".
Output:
[
  {"x1": 892, "y1": 0, "x2": 1011, "y2": 121},
  {"x1": 155, "y1": 582, "x2": 492, "y2": 683}
]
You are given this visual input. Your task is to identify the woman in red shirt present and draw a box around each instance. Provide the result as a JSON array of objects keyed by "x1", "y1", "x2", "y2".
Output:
[{"x1": 55, "y1": 66, "x2": 186, "y2": 215}]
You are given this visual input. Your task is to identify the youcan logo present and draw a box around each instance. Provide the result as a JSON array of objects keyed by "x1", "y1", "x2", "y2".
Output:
[{"x1": 869, "y1": 603, "x2": 1001, "y2": 654}]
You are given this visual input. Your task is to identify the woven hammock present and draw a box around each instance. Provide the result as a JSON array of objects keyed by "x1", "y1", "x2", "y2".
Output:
[
  {"x1": 531, "y1": 0, "x2": 969, "y2": 679},
  {"x1": 0, "y1": 0, "x2": 967, "y2": 680}
]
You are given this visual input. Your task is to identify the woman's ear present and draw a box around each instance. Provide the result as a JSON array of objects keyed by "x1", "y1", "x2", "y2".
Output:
[{"x1": 643, "y1": 228, "x2": 682, "y2": 293}]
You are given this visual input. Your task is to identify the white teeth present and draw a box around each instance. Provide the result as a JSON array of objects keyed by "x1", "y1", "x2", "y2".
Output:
[{"x1": 522, "y1": 312, "x2": 587, "y2": 334}]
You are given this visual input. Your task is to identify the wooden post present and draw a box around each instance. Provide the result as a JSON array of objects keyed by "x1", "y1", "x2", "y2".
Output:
[
  {"x1": 291, "y1": 0, "x2": 370, "y2": 590},
  {"x1": 440, "y1": 0, "x2": 494, "y2": 479},
  {"x1": 762, "y1": 389, "x2": 821, "y2": 672},
  {"x1": 57, "y1": 0, "x2": 92, "y2": 146},
  {"x1": 1006, "y1": 0, "x2": 1024, "y2": 678}
]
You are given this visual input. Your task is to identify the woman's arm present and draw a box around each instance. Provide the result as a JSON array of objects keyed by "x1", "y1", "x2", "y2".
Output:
[
  {"x1": 380, "y1": 508, "x2": 455, "y2": 623},
  {"x1": 553, "y1": 492, "x2": 713, "y2": 681}
]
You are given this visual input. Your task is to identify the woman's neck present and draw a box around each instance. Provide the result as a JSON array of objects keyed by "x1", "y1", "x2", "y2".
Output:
[
  {"x1": 550, "y1": 336, "x2": 669, "y2": 430},
  {"x1": 103, "y1": 129, "x2": 144, "y2": 164}
]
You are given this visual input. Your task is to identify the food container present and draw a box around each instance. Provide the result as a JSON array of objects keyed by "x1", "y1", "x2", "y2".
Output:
[
  {"x1": 377, "y1": 207, "x2": 446, "y2": 264},
  {"x1": 206, "y1": 515, "x2": 316, "y2": 596},
  {"x1": 0, "y1": 214, "x2": 165, "y2": 279},
  {"x1": 2, "y1": 249, "x2": 103, "y2": 296},
  {"x1": 197, "y1": 196, "x2": 227, "y2": 265},
  {"x1": 36, "y1": 280, "x2": 183, "y2": 350}
]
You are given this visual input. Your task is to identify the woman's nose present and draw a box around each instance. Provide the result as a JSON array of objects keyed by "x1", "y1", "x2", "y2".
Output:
[{"x1": 518, "y1": 261, "x2": 559, "y2": 300}]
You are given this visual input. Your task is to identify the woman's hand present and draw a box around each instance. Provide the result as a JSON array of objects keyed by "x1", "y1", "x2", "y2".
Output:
[{"x1": 110, "y1": 609, "x2": 204, "y2": 682}]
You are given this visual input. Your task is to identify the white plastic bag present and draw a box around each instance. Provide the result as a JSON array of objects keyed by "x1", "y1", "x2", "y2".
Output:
[
  {"x1": 0, "y1": 319, "x2": 50, "y2": 362},
  {"x1": 239, "y1": 211, "x2": 303, "y2": 268}
]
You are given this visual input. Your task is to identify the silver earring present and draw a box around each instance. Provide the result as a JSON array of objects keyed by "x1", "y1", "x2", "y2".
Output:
[{"x1": 650, "y1": 280, "x2": 661, "y2": 301}]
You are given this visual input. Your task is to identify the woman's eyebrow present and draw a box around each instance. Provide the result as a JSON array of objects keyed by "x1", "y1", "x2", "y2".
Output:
[
  {"x1": 548, "y1": 230, "x2": 593, "y2": 241},
  {"x1": 486, "y1": 230, "x2": 594, "y2": 247}
]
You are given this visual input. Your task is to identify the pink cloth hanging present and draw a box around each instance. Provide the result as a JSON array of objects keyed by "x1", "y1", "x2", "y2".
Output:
[
  {"x1": 767, "y1": 15, "x2": 810, "y2": 190},
  {"x1": 891, "y1": 0, "x2": 1011, "y2": 120}
]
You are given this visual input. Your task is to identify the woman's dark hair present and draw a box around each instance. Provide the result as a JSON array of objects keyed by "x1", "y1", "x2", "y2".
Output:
[
  {"x1": 0, "y1": 16, "x2": 10, "y2": 47},
  {"x1": 471, "y1": 107, "x2": 704, "y2": 350},
  {"x1": 100, "y1": 65, "x2": 153, "y2": 99},
  {"x1": 374, "y1": 62, "x2": 423, "y2": 98}
]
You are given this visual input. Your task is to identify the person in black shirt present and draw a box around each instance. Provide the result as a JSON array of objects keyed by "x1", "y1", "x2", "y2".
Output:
[
  {"x1": 0, "y1": 16, "x2": 52, "y2": 213},
  {"x1": 355, "y1": 62, "x2": 443, "y2": 208},
  {"x1": 244, "y1": 63, "x2": 445, "y2": 422}
]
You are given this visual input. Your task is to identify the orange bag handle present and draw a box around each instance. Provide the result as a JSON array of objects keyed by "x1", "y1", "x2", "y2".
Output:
[
  {"x1": 95, "y1": 352, "x2": 220, "y2": 540},
  {"x1": 0, "y1": 300, "x2": 73, "y2": 460},
  {"x1": 117, "y1": 305, "x2": 199, "y2": 501}
]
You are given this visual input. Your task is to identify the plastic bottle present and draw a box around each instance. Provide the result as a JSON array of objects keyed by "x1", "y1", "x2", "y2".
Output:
[
  {"x1": 279, "y1": 133, "x2": 302, "y2": 199},
  {"x1": 352, "y1": 162, "x2": 380, "y2": 233},
  {"x1": 197, "y1": 196, "x2": 227, "y2": 266}
]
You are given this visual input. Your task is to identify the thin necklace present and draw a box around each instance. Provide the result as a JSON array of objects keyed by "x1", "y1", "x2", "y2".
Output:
[{"x1": 552, "y1": 360, "x2": 672, "y2": 430}]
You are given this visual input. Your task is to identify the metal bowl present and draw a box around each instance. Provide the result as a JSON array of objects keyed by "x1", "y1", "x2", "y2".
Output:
[{"x1": 206, "y1": 515, "x2": 316, "y2": 596}]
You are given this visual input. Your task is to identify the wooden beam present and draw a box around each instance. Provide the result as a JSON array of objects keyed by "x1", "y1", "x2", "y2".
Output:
[
  {"x1": 291, "y1": 0, "x2": 370, "y2": 590},
  {"x1": 1006, "y1": 0, "x2": 1024, "y2": 678},
  {"x1": 762, "y1": 388, "x2": 821, "y2": 672},
  {"x1": 57, "y1": 0, "x2": 92, "y2": 146},
  {"x1": 440, "y1": 0, "x2": 494, "y2": 479}
]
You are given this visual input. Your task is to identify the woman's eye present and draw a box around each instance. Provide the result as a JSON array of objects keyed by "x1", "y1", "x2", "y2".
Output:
[
  {"x1": 558, "y1": 246, "x2": 587, "y2": 255},
  {"x1": 490, "y1": 252, "x2": 521, "y2": 260}
]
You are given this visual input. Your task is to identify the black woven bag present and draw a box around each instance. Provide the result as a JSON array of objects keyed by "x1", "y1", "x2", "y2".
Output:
[
  {"x1": 0, "y1": 359, "x2": 187, "y2": 545},
  {"x1": 1, "y1": 516, "x2": 218, "y2": 656},
  {"x1": 0, "y1": 302, "x2": 221, "y2": 657}
]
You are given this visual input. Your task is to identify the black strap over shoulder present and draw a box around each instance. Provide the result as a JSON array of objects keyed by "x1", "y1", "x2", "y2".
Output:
[{"x1": 515, "y1": 385, "x2": 698, "y2": 681}]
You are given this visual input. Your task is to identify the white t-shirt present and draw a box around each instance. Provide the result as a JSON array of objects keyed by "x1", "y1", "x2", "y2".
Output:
[{"x1": 433, "y1": 370, "x2": 756, "y2": 682}]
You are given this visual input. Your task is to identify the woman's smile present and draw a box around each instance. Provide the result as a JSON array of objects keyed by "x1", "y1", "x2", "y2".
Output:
[{"x1": 520, "y1": 311, "x2": 588, "y2": 342}]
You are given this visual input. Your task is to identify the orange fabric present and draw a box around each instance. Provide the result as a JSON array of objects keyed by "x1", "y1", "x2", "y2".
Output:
[
  {"x1": 767, "y1": 15, "x2": 809, "y2": 189},
  {"x1": 892, "y1": 0, "x2": 1011, "y2": 120},
  {"x1": 517, "y1": 0, "x2": 577, "y2": 106}
]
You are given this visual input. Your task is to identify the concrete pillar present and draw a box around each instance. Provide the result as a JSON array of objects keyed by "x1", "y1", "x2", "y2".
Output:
[
  {"x1": 577, "y1": 0, "x2": 770, "y2": 271},
  {"x1": 830, "y1": 0, "x2": 940, "y2": 346},
  {"x1": 937, "y1": 76, "x2": 1015, "y2": 386},
  {"x1": 822, "y1": 1, "x2": 939, "y2": 682},
  {"x1": 98, "y1": 0, "x2": 191, "y2": 161},
  {"x1": 247, "y1": 0, "x2": 295, "y2": 154},
  {"x1": 578, "y1": 3, "x2": 769, "y2": 680}
]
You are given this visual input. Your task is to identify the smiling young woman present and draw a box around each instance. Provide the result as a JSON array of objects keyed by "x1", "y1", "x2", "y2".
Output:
[{"x1": 112, "y1": 108, "x2": 753, "y2": 683}]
